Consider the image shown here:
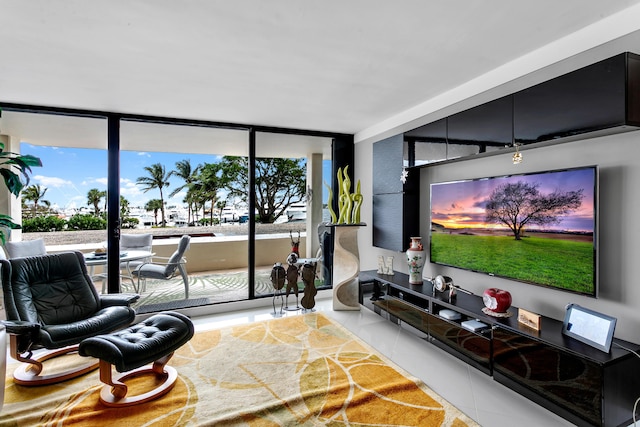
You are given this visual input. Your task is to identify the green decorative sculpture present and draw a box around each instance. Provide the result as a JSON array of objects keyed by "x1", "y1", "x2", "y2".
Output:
[{"x1": 325, "y1": 166, "x2": 362, "y2": 225}]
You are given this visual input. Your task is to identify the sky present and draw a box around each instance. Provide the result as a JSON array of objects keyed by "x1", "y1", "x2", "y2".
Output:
[
  {"x1": 21, "y1": 143, "x2": 332, "y2": 213},
  {"x1": 430, "y1": 167, "x2": 596, "y2": 233}
]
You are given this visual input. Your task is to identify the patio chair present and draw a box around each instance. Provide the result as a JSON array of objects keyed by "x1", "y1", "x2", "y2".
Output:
[
  {"x1": 119, "y1": 233, "x2": 153, "y2": 285},
  {"x1": 4, "y1": 238, "x2": 47, "y2": 258},
  {"x1": 0, "y1": 251, "x2": 138, "y2": 386},
  {"x1": 132, "y1": 235, "x2": 191, "y2": 299}
]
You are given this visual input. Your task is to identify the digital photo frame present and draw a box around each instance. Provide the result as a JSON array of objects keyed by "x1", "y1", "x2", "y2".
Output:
[{"x1": 562, "y1": 304, "x2": 616, "y2": 352}]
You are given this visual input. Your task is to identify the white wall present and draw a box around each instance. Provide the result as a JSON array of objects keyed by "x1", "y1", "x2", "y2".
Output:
[{"x1": 356, "y1": 130, "x2": 640, "y2": 342}]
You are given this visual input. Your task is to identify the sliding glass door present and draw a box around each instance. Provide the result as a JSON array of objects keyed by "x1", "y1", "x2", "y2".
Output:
[
  {"x1": 254, "y1": 132, "x2": 333, "y2": 306},
  {"x1": 120, "y1": 120, "x2": 250, "y2": 309}
]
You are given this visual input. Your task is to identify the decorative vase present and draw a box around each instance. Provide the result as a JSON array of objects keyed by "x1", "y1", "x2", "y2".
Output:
[
  {"x1": 332, "y1": 224, "x2": 365, "y2": 311},
  {"x1": 406, "y1": 236, "x2": 424, "y2": 284}
]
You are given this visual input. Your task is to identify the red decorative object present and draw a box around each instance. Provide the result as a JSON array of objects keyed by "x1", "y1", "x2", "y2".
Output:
[{"x1": 482, "y1": 288, "x2": 512, "y2": 313}]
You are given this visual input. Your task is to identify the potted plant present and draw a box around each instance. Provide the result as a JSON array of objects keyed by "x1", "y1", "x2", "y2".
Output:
[{"x1": 0, "y1": 138, "x2": 42, "y2": 243}]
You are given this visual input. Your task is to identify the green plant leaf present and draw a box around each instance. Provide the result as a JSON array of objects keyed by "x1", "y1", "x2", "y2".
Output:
[
  {"x1": 0, "y1": 214, "x2": 21, "y2": 229},
  {"x1": 0, "y1": 168, "x2": 24, "y2": 196}
]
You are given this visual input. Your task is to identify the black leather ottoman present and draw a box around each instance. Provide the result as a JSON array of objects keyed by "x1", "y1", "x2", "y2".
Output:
[{"x1": 79, "y1": 311, "x2": 194, "y2": 407}]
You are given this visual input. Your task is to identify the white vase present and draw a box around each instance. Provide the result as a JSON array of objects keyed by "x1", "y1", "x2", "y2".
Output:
[
  {"x1": 406, "y1": 236, "x2": 424, "y2": 284},
  {"x1": 332, "y1": 224, "x2": 364, "y2": 311}
]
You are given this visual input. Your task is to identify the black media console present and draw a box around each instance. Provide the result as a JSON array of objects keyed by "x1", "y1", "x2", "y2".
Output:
[{"x1": 360, "y1": 270, "x2": 640, "y2": 427}]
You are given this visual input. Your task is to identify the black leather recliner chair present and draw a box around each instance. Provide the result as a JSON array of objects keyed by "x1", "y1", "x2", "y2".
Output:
[{"x1": 1, "y1": 251, "x2": 139, "y2": 386}]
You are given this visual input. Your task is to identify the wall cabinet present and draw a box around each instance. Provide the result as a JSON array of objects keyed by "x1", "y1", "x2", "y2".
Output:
[
  {"x1": 372, "y1": 135, "x2": 419, "y2": 252},
  {"x1": 400, "y1": 52, "x2": 640, "y2": 167},
  {"x1": 514, "y1": 53, "x2": 640, "y2": 144},
  {"x1": 404, "y1": 118, "x2": 448, "y2": 165},
  {"x1": 447, "y1": 96, "x2": 512, "y2": 153},
  {"x1": 361, "y1": 270, "x2": 640, "y2": 427}
]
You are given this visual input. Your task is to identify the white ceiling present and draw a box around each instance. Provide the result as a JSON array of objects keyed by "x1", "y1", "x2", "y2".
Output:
[{"x1": 3, "y1": 1, "x2": 640, "y2": 147}]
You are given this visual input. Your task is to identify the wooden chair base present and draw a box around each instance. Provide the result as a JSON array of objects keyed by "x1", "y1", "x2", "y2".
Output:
[
  {"x1": 98, "y1": 357, "x2": 178, "y2": 407},
  {"x1": 12, "y1": 344, "x2": 99, "y2": 386}
]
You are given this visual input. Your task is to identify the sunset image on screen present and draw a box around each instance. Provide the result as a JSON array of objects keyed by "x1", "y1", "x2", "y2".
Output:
[{"x1": 431, "y1": 168, "x2": 595, "y2": 234}]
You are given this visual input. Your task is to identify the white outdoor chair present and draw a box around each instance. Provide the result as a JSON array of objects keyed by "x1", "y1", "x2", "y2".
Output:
[
  {"x1": 132, "y1": 235, "x2": 191, "y2": 299},
  {"x1": 4, "y1": 238, "x2": 47, "y2": 259},
  {"x1": 120, "y1": 233, "x2": 153, "y2": 285}
]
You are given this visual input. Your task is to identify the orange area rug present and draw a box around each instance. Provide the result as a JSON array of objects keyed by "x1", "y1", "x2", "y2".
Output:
[{"x1": 0, "y1": 313, "x2": 478, "y2": 426}]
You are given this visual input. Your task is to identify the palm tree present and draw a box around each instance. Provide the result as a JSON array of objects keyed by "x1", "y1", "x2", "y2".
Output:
[
  {"x1": 120, "y1": 195, "x2": 130, "y2": 217},
  {"x1": 195, "y1": 163, "x2": 222, "y2": 223},
  {"x1": 137, "y1": 163, "x2": 172, "y2": 227},
  {"x1": 144, "y1": 199, "x2": 163, "y2": 226},
  {"x1": 22, "y1": 184, "x2": 49, "y2": 217},
  {"x1": 170, "y1": 159, "x2": 200, "y2": 224},
  {"x1": 87, "y1": 188, "x2": 106, "y2": 216}
]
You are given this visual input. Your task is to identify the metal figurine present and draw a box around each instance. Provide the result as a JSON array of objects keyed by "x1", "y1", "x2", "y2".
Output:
[
  {"x1": 282, "y1": 249, "x2": 300, "y2": 310},
  {"x1": 301, "y1": 262, "x2": 317, "y2": 311},
  {"x1": 270, "y1": 263, "x2": 286, "y2": 315}
]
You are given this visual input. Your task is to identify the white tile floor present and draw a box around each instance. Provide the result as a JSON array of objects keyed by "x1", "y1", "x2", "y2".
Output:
[{"x1": 190, "y1": 296, "x2": 582, "y2": 427}]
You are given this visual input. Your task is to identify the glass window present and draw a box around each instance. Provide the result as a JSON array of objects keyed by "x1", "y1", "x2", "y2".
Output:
[
  {"x1": 254, "y1": 132, "x2": 332, "y2": 307},
  {"x1": 120, "y1": 120, "x2": 250, "y2": 309}
]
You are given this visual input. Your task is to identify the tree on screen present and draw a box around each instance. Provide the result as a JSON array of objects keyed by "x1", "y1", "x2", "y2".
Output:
[{"x1": 485, "y1": 181, "x2": 583, "y2": 240}]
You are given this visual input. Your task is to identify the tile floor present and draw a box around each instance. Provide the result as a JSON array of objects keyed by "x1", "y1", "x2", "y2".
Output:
[{"x1": 190, "y1": 295, "x2": 585, "y2": 427}]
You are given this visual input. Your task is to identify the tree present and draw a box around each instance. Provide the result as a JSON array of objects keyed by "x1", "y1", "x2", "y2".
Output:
[
  {"x1": 22, "y1": 184, "x2": 49, "y2": 217},
  {"x1": 87, "y1": 188, "x2": 106, "y2": 216},
  {"x1": 485, "y1": 181, "x2": 584, "y2": 240},
  {"x1": 215, "y1": 200, "x2": 227, "y2": 224},
  {"x1": 220, "y1": 156, "x2": 306, "y2": 223},
  {"x1": 120, "y1": 195, "x2": 130, "y2": 217},
  {"x1": 194, "y1": 163, "x2": 223, "y2": 223},
  {"x1": 169, "y1": 159, "x2": 200, "y2": 224},
  {"x1": 144, "y1": 199, "x2": 164, "y2": 226},
  {"x1": 137, "y1": 163, "x2": 172, "y2": 227}
]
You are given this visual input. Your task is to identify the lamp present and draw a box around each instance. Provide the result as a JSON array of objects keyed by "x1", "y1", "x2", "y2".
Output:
[{"x1": 512, "y1": 143, "x2": 523, "y2": 164}]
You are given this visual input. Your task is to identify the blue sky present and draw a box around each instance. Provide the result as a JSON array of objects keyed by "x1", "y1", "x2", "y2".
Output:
[{"x1": 22, "y1": 143, "x2": 332, "y2": 212}]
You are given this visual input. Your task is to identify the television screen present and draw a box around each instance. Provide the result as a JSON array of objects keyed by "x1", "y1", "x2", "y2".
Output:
[{"x1": 430, "y1": 166, "x2": 598, "y2": 296}]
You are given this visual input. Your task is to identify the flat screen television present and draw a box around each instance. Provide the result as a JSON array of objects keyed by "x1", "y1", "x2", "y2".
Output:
[{"x1": 430, "y1": 166, "x2": 598, "y2": 297}]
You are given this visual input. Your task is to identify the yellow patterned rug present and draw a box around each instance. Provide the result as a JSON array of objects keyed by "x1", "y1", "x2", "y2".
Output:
[{"x1": 0, "y1": 313, "x2": 479, "y2": 426}]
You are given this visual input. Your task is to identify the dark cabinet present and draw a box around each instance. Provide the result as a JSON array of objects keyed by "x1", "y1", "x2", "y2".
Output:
[
  {"x1": 404, "y1": 118, "x2": 448, "y2": 165},
  {"x1": 447, "y1": 96, "x2": 513, "y2": 154},
  {"x1": 514, "y1": 53, "x2": 640, "y2": 144},
  {"x1": 493, "y1": 324, "x2": 640, "y2": 427},
  {"x1": 372, "y1": 135, "x2": 419, "y2": 252},
  {"x1": 428, "y1": 311, "x2": 492, "y2": 374},
  {"x1": 400, "y1": 52, "x2": 640, "y2": 167},
  {"x1": 372, "y1": 134, "x2": 404, "y2": 194},
  {"x1": 362, "y1": 270, "x2": 640, "y2": 427}
]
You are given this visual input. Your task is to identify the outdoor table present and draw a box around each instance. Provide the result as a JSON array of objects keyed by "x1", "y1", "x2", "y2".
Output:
[{"x1": 84, "y1": 250, "x2": 154, "y2": 293}]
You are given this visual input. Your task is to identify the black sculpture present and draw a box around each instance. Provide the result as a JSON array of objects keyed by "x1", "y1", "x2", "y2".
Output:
[{"x1": 301, "y1": 262, "x2": 317, "y2": 310}]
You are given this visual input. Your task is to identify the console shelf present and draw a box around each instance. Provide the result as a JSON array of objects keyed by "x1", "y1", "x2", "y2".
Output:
[{"x1": 360, "y1": 270, "x2": 640, "y2": 427}]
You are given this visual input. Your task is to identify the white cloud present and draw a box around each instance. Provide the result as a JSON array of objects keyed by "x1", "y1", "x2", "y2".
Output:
[
  {"x1": 120, "y1": 185, "x2": 143, "y2": 198},
  {"x1": 80, "y1": 177, "x2": 108, "y2": 187},
  {"x1": 33, "y1": 175, "x2": 72, "y2": 188}
]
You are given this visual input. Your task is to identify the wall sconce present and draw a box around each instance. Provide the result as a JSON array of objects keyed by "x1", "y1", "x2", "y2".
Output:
[{"x1": 512, "y1": 143, "x2": 523, "y2": 164}]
